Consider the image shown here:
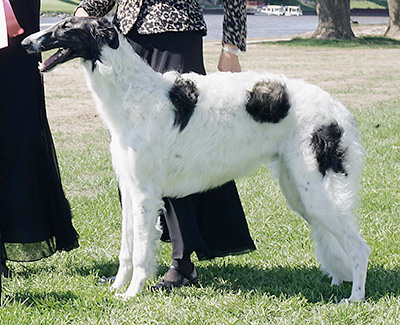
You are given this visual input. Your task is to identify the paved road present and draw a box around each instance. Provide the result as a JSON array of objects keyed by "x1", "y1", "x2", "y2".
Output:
[{"x1": 40, "y1": 14, "x2": 389, "y2": 40}]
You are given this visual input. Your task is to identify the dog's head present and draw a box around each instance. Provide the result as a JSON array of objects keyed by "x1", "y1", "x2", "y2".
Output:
[{"x1": 22, "y1": 17, "x2": 119, "y2": 72}]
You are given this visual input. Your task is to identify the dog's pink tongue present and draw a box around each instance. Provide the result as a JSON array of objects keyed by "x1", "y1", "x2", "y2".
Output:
[{"x1": 39, "y1": 48, "x2": 65, "y2": 71}]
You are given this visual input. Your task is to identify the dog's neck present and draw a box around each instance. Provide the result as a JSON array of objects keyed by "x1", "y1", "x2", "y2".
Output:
[
  {"x1": 90, "y1": 33, "x2": 168, "y2": 88},
  {"x1": 82, "y1": 33, "x2": 172, "y2": 134}
]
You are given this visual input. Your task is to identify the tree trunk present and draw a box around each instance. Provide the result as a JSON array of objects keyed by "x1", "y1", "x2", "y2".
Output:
[
  {"x1": 385, "y1": 0, "x2": 400, "y2": 39},
  {"x1": 313, "y1": 0, "x2": 356, "y2": 39}
]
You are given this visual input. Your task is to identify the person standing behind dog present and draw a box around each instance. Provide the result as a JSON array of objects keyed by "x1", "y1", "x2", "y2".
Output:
[
  {"x1": 0, "y1": 0, "x2": 79, "y2": 282},
  {"x1": 75, "y1": 0, "x2": 256, "y2": 289}
]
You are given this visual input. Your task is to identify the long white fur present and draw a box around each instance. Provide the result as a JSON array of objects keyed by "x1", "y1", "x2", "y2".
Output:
[
  {"x1": 82, "y1": 35, "x2": 371, "y2": 301},
  {"x1": 29, "y1": 20, "x2": 371, "y2": 301}
]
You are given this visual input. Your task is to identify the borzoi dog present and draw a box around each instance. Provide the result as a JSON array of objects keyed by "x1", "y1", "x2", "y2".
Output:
[{"x1": 22, "y1": 17, "x2": 371, "y2": 302}]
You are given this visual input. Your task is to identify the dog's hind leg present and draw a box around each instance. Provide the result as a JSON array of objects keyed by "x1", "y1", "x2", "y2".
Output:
[
  {"x1": 123, "y1": 194, "x2": 162, "y2": 298},
  {"x1": 311, "y1": 216, "x2": 370, "y2": 303},
  {"x1": 342, "y1": 230, "x2": 370, "y2": 303},
  {"x1": 305, "y1": 195, "x2": 369, "y2": 301},
  {"x1": 276, "y1": 158, "x2": 370, "y2": 302},
  {"x1": 274, "y1": 158, "x2": 309, "y2": 222},
  {"x1": 276, "y1": 159, "x2": 347, "y2": 278}
]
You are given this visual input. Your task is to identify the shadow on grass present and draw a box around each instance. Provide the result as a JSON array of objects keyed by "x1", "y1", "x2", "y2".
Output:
[
  {"x1": 5, "y1": 261, "x2": 399, "y2": 304},
  {"x1": 271, "y1": 36, "x2": 400, "y2": 48},
  {"x1": 7, "y1": 259, "x2": 119, "y2": 279},
  {"x1": 65, "y1": 261, "x2": 400, "y2": 303},
  {"x1": 67, "y1": 259, "x2": 119, "y2": 278},
  {"x1": 160, "y1": 263, "x2": 400, "y2": 303},
  {"x1": 10, "y1": 290, "x2": 78, "y2": 305},
  {"x1": 196, "y1": 264, "x2": 349, "y2": 303}
]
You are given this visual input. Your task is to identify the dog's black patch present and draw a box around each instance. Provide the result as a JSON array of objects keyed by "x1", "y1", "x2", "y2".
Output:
[
  {"x1": 245, "y1": 80, "x2": 290, "y2": 123},
  {"x1": 169, "y1": 76, "x2": 198, "y2": 132},
  {"x1": 311, "y1": 122, "x2": 348, "y2": 177}
]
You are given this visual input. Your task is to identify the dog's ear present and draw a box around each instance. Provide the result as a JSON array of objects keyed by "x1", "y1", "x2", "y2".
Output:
[
  {"x1": 90, "y1": 18, "x2": 119, "y2": 50},
  {"x1": 104, "y1": 24, "x2": 119, "y2": 50}
]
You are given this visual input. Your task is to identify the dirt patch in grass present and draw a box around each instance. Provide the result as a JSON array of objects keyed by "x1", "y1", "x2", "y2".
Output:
[{"x1": 43, "y1": 62, "x2": 102, "y2": 136}]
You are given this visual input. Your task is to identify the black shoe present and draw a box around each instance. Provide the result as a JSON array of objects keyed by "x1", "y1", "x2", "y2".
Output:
[
  {"x1": 152, "y1": 264, "x2": 199, "y2": 290},
  {"x1": 98, "y1": 275, "x2": 116, "y2": 284}
]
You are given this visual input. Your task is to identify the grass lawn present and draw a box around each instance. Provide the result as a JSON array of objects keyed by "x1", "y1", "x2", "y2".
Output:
[
  {"x1": 350, "y1": 1, "x2": 389, "y2": 9},
  {"x1": 41, "y1": 0, "x2": 81, "y2": 13},
  {"x1": 1, "y1": 37, "x2": 400, "y2": 323}
]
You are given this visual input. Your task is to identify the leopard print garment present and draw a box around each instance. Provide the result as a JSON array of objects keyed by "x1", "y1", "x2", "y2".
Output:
[{"x1": 78, "y1": 0, "x2": 246, "y2": 50}]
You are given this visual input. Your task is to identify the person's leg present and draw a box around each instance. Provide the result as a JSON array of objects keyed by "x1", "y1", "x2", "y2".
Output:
[{"x1": 159, "y1": 197, "x2": 203, "y2": 284}]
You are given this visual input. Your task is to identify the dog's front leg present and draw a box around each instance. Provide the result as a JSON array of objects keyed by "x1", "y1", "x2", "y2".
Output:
[
  {"x1": 123, "y1": 195, "x2": 162, "y2": 298},
  {"x1": 112, "y1": 181, "x2": 134, "y2": 290}
]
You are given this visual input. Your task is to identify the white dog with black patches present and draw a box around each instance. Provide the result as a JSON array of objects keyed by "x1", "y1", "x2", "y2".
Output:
[{"x1": 22, "y1": 17, "x2": 370, "y2": 302}]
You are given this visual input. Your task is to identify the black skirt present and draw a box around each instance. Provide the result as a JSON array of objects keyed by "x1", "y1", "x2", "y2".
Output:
[
  {"x1": 126, "y1": 29, "x2": 256, "y2": 260},
  {"x1": 0, "y1": 0, "x2": 79, "y2": 262}
]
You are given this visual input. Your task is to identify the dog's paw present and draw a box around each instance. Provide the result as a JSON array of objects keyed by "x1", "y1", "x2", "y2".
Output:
[
  {"x1": 330, "y1": 276, "x2": 342, "y2": 286},
  {"x1": 122, "y1": 291, "x2": 138, "y2": 300},
  {"x1": 111, "y1": 280, "x2": 128, "y2": 290},
  {"x1": 339, "y1": 297, "x2": 364, "y2": 304},
  {"x1": 123, "y1": 283, "x2": 142, "y2": 298},
  {"x1": 114, "y1": 292, "x2": 126, "y2": 300},
  {"x1": 111, "y1": 272, "x2": 131, "y2": 290},
  {"x1": 339, "y1": 298, "x2": 351, "y2": 305},
  {"x1": 113, "y1": 290, "x2": 138, "y2": 300}
]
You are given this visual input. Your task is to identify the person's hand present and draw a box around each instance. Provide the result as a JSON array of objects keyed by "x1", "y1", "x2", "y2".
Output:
[
  {"x1": 74, "y1": 7, "x2": 89, "y2": 17},
  {"x1": 217, "y1": 44, "x2": 241, "y2": 72}
]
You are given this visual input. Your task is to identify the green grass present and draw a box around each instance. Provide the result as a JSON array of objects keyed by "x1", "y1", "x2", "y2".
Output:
[
  {"x1": 41, "y1": 0, "x2": 81, "y2": 14},
  {"x1": 1, "y1": 45, "x2": 400, "y2": 323},
  {"x1": 272, "y1": 36, "x2": 400, "y2": 48},
  {"x1": 350, "y1": 0, "x2": 389, "y2": 9}
]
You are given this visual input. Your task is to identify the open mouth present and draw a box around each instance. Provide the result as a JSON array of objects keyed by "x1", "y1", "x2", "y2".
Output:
[{"x1": 39, "y1": 48, "x2": 73, "y2": 72}]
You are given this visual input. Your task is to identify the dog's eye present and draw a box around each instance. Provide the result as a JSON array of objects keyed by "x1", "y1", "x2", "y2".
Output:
[{"x1": 61, "y1": 21, "x2": 72, "y2": 30}]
